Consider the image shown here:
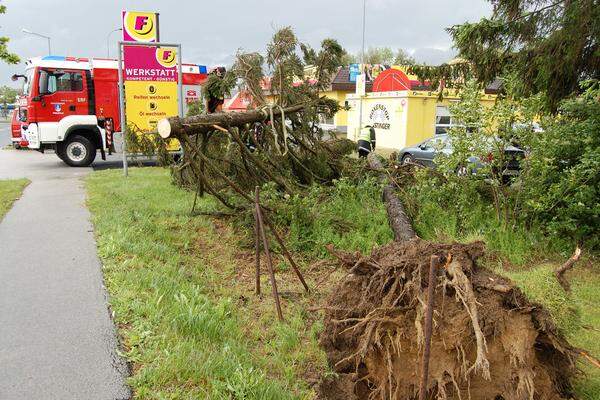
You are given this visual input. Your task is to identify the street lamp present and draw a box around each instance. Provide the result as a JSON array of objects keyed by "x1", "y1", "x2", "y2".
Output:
[
  {"x1": 22, "y1": 28, "x2": 51, "y2": 55},
  {"x1": 106, "y1": 28, "x2": 122, "y2": 58},
  {"x1": 357, "y1": 0, "x2": 367, "y2": 140},
  {"x1": 361, "y1": 0, "x2": 366, "y2": 64}
]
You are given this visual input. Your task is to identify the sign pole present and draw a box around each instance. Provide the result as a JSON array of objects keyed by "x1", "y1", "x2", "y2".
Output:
[
  {"x1": 155, "y1": 13, "x2": 160, "y2": 42},
  {"x1": 117, "y1": 41, "x2": 129, "y2": 177},
  {"x1": 177, "y1": 44, "x2": 183, "y2": 118}
]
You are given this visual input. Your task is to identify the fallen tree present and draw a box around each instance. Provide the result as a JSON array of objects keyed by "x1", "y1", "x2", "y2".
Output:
[
  {"x1": 157, "y1": 104, "x2": 305, "y2": 139},
  {"x1": 157, "y1": 28, "x2": 359, "y2": 210},
  {"x1": 367, "y1": 153, "x2": 416, "y2": 242},
  {"x1": 153, "y1": 26, "x2": 591, "y2": 400}
]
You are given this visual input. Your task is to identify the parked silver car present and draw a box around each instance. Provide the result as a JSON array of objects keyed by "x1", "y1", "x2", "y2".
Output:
[{"x1": 398, "y1": 134, "x2": 525, "y2": 178}]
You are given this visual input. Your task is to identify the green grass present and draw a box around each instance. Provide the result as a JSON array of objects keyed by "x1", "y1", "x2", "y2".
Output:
[
  {"x1": 86, "y1": 167, "x2": 336, "y2": 399},
  {"x1": 87, "y1": 167, "x2": 599, "y2": 399},
  {"x1": 264, "y1": 177, "x2": 393, "y2": 257},
  {"x1": 405, "y1": 189, "x2": 567, "y2": 266},
  {"x1": 566, "y1": 270, "x2": 600, "y2": 398},
  {"x1": 0, "y1": 179, "x2": 29, "y2": 221}
]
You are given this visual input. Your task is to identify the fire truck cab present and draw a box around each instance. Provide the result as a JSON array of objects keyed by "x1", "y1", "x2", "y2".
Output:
[{"x1": 17, "y1": 56, "x2": 206, "y2": 167}]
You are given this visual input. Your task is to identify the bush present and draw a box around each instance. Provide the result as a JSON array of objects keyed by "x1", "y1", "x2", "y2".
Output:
[
  {"x1": 264, "y1": 177, "x2": 393, "y2": 257},
  {"x1": 422, "y1": 78, "x2": 599, "y2": 253},
  {"x1": 401, "y1": 169, "x2": 567, "y2": 265},
  {"x1": 520, "y1": 82, "x2": 600, "y2": 248}
]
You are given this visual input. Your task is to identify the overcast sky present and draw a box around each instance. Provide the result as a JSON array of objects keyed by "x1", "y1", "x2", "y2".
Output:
[{"x1": 0, "y1": 0, "x2": 492, "y2": 87}]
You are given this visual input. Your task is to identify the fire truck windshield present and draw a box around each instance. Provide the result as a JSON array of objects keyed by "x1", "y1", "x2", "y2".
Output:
[{"x1": 38, "y1": 70, "x2": 83, "y2": 94}]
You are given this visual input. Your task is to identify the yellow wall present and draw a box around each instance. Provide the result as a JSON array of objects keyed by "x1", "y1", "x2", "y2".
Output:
[
  {"x1": 346, "y1": 91, "x2": 409, "y2": 148},
  {"x1": 265, "y1": 89, "x2": 352, "y2": 130},
  {"x1": 323, "y1": 90, "x2": 350, "y2": 127},
  {"x1": 405, "y1": 91, "x2": 496, "y2": 146}
]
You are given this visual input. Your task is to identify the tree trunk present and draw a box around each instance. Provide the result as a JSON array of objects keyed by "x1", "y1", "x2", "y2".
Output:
[
  {"x1": 367, "y1": 153, "x2": 417, "y2": 242},
  {"x1": 157, "y1": 104, "x2": 306, "y2": 138}
]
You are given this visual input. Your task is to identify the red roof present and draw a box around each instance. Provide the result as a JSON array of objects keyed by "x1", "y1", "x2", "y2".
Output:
[
  {"x1": 224, "y1": 91, "x2": 253, "y2": 112},
  {"x1": 372, "y1": 69, "x2": 432, "y2": 92}
]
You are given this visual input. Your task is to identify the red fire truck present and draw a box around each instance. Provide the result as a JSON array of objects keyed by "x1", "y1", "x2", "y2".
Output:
[
  {"x1": 10, "y1": 108, "x2": 27, "y2": 149},
  {"x1": 14, "y1": 56, "x2": 207, "y2": 166}
]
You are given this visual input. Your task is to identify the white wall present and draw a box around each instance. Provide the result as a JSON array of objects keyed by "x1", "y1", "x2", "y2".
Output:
[{"x1": 346, "y1": 91, "x2": 410, "y2": 150}]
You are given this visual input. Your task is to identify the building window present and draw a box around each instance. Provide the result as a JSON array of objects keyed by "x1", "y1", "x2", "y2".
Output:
[
  {"x1": 318, "y1": 114, "x2": 335, "y2": 126},
  {"x1": 435, "y1": 106, "x2": 453, "y2": 135}
]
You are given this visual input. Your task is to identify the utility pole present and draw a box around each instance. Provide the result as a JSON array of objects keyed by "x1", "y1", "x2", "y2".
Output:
[{"x1": 357, "y1": 0, "x2": 367, "y2": 141}]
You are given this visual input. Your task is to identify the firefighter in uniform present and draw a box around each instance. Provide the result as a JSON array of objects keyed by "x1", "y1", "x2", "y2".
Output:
[{"x1": 357, "y1": 125, "x2": 376, "y2": 158}]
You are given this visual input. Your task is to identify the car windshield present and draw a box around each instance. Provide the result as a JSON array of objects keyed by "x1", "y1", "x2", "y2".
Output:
[{"x1": 422, "y1": 135, "x2": 450, "y2": 149}]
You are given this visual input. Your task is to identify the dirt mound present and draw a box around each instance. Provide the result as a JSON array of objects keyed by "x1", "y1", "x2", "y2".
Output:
[{"x1": 318, "y1": 238, "x2": 576, "y2": 400}]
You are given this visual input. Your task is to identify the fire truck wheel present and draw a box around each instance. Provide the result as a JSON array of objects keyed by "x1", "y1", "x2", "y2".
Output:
[
  {"x1": 56, "y1": 145, "x2": 67, "y2": 161},
  {"x1": 62, "y1": 135, "x2": 97, "y2": 167}
]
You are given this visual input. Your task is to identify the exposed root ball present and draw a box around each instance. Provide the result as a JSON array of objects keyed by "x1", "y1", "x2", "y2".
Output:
[{"x1": 318, "y1": 239, "x2": 576, "y2": 400}]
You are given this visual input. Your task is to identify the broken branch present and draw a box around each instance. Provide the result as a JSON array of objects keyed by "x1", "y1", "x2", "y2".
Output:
[{"x1": 555, "y1": 246, "x2": 582, "y2": 292}]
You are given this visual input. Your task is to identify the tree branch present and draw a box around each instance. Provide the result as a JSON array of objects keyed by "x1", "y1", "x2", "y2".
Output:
[{"x1": 554, "y1": 246, "x2": 582, "y2": 292}]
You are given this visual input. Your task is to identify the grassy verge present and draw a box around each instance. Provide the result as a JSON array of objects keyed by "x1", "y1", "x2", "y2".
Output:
[
  {"x1": 262, "y1": 177, "x2": 393, "y2": 257},
  {"x1": 0, "y1": 178, "x2": 29, "y2": 221},
  {"x1": 87, "y1": 167, "x2": 598, "y2": 399},
  {"x1": 86, "y1": 167, "x2": 356, "y2": 399}
]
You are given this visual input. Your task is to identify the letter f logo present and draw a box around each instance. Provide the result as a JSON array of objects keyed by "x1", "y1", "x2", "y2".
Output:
[
  {"x1": 156, "y1": 47, "x2": 176, "y2": 67},
  {"x1": 123, "y1": 11, "x2": 156, "y2": 41},
  {"x1": 135, "y1": 16, "x2": 149, "y2": 31}
]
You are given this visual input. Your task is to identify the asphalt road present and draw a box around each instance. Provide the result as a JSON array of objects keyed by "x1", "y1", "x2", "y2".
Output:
[
  {"x1": 0, "y1": 122, "x2": 11, "y2": 148},
  {"x1": 0, "y1": 134, "x2": 131, "y2": 399}
]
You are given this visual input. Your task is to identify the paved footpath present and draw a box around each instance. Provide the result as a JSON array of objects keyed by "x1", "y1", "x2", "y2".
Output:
[{"x1": 0, "y1": 140, "x2": 130, "y2": 399}]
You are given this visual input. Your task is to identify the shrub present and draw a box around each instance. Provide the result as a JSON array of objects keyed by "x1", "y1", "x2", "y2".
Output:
[
  {"x1": 520, "y1": 81, "x2": 600, "y2": 248},
  {"x1": 423, "y1": 78, "x2": 599, "y2": 252},
  {"x1": 264, "y1": 177, "x2": 393, "y2": 257}
]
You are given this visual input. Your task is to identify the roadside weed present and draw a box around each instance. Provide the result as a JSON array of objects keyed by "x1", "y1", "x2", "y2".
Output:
[{"x1": 0, "y1": 178, "x2": 29, "y2": 221}]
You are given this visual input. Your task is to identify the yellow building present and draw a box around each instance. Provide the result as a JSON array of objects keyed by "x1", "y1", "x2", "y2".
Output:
[
  {"x1": 342, "y1": 64, "x2": 500, "y2": 150},
  {"x1": 317, "y1": 89, "x2": 351, "y2": 131},
  {"x1": 256, "y1": 65, "x2": 499, "y2": 148},
  {"x1": 346, "y1": 89, "x2": 498, "y2": 150}
]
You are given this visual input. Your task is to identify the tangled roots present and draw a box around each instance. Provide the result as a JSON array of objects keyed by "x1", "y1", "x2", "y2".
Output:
[{"x1": 318, "y1": 239, "x2": 576, "y2": 400}]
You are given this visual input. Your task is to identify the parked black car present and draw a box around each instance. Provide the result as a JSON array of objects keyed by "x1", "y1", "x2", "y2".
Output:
[{"x1": 398, "y1": 134, "x2": 525, "y2": 179}]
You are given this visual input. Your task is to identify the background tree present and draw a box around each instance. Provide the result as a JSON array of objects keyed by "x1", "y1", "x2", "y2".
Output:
[
  {"x1": 352, "y1": 46, "x2": 415, "y2": 65},
  {"x1": 0, "y1": 85, "x2": 19, "y2": 103},
  {"x1": 392, "y1": 48, "x2": 415, "y2": 65},
  {"x1": 0, "y1": 3, "x2": 19, "y2": 64},
  {"x1": 340, "y1": 50, "x2": 357, "y2": 66},
  {"x1": 362, "y1": 46, "x2": 395, "y2": 64},
  {"x1": 411, "y1": 0, "x2": 600, "y2": 110}
]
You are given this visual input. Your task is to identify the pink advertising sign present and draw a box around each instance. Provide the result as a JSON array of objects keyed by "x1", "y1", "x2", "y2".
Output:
[{"x1": 123, "y1": 46, "x2": 178, "y2": 82}]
